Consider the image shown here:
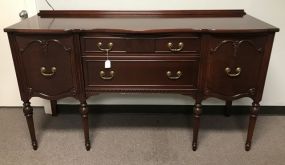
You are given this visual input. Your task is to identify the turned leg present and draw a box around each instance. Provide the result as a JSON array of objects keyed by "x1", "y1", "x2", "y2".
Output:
[
  {"x1": 224, "y1": 100, "x2": 232, "y2": 117},
  {"x1": 245, "y1": 102, "x2": 260, "y2": 151},
  {"x1": 192, "y1": 102, "x2": 202, "y2": 151},
  {"x1": 79, "y1": 102, "x2": 91, "y2": 151},
  {"x1": 23, "y1": 101, "x2": 38, "y2": 150},
  {"x1": 50, "y1": 100, "x2": 58, "y2": 116}
]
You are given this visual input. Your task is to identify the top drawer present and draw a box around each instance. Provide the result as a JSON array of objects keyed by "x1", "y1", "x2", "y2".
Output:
[
  {"x1": 81, "y1": 34, "x2": 201, "y2": 55},
  {"x1": 155, "y1": 37, "x2": 201, "y2": 53}
]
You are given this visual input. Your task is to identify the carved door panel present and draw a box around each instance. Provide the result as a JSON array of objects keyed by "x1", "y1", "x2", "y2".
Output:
[
  {"x1": 205, "y1": 35, "x2": 267, "y2": 99},
  {"x1": 15, "y1": 35, "x2": 77, "y2": 99}
]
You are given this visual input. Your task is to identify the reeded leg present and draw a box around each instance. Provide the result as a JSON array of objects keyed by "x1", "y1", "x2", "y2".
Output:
[
  {"x1": 192, "y1": 102, "x2": 202, "y2": 151},
  {"x1": 245, "y1": 102, "x2": 260, "y2": 151},
  {"x1": 23, "y1": 101, "x2": 38, "y2": 150},
  {"x1": 79, "y1": 102, "x2": 91, "y2": 151},
  {"x1": 50, "y1": 100, "x2": 58, "y2": 116},
  {"x1": 224, "y1": 100, "x2": 232, "y2": 117}
]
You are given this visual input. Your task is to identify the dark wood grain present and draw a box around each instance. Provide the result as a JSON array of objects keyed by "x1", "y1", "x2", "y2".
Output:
[
  {"x1": 14, "y1": 34, "x2": 78, "y2": 100},
  {"x1": 79, "y1": 102, "x2": 90, "y2": 151},
  {"x1": 81, "y1": 33, "x2": 201, "y2": 54},
  {"x1": 83, "y1": 57, "x2": 199, "y2": 90},
  {"x1": 38, "y1": 10, "x2": 246, "y2": 18},
  {"x1": 4, "y1": 10, "x2": 279, "y2": 151},
  {"x1": 246, "y1": 102, "x2": 260, "y2": 151},
  {"x1": 192, "y1": 102, "x2": 202, "y2": 151},
  {"x1": 23, "y1": 101, "x2": 38, "y2": 150},
  {"x1": 4, "y1": 10, "x2": 279, "y2": 33},
  {"x1": 204, "y1": 35, "x2": 266, "y2": 100}
]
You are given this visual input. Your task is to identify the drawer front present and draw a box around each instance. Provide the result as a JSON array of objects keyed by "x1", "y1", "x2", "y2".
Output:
[
  {"x1": 81, "y1": 34, "x2": 200, "y2": 55},
  {"x1": 82, "y1": 36, "x2": 128, "y2": 53},
  {"x1": 15, "y1": 35, "x2": 77, "y2": 99},
  {"x1": 205, "y1": 35, "x2": 267, "y2": 98},
  {"x1": 83, "y1": 57, "x2": 199, "y2": 91},
  {"x1": 155, "y1": 37, "x2": 201, "y2": 53}
]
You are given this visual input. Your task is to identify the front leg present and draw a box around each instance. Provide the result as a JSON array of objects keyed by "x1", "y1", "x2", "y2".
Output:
[
  {"x1": 23, "y1": 101, "x2": 38, "y2": 150},
  {"x1": 192, "y1": 102, "x2": 202, "y2": 151},
  {"x1": 79, "y1": 102, "x2": 91, "y2": 151},
  {"x1": 245, "y1": 102, "x2": 260, "y2": 151}
]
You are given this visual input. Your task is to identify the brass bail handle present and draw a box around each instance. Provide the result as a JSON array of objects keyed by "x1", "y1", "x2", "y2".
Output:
[
  {"x1": 100, "y1": 70, "x2": 115, "y2": 80},
  {"x1": 97, "y1": 42, "x2": 113, "y2": 52},
  {"x1": 225, "y1": 67, "x2": 242, "y2": 77},
  {"x1": 40, "y1": 67, "x2": 56, "y2": 77},
  {"x1": 166, "y1": 71, "x2": 182, "y2": 80},
  {"x1": 168, "y1": 42, "x2": 184, "y2": 52}
]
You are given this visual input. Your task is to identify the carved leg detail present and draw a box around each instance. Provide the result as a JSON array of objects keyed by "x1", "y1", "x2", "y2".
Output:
[
  {"x1": 224, "y1": 101, "x2": 232, "y2": 117},
  {"x1": 192, "y1": 103, "x2": 202, "y2": 151},
  {"x1": 79, "y1": 102, "x2": 90, "y2": 151},
  {"x1": 23, "y1": 101, "x2": 38, "y2": 150},
  {"x1": 50, "y1": 100, "x2": 58, "y2": 116},
  {"x1": 245, "y1": 102, "x2": 260, "y2": 151}
]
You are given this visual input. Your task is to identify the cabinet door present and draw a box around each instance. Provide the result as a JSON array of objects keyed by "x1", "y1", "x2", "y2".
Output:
[
  {"x1": 15, "y1": 35, "x2": 78, "y2": 99},
  {"x1": 204, "y1": 35, "x2": 267, "y2": 99}
]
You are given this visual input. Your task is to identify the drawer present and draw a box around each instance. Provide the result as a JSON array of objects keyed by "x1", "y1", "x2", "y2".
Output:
[
  {"x1": 83, "y1": 57, "x2": 199, "y2": 90},
  {"x1": 82, "y1": 36, "x2": 128, "y2": 53},
  {"x1": 81, "y1": 36, "x2": 156, "y2": 53},
  {"x1": 155, "y1": 37, "x2": 201, "y2": 53},
  {"x1": 81, "y1": 34, "x2": 200, "y2": 55}
]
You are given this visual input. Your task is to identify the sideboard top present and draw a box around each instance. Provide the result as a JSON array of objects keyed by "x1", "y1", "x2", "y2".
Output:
[{"x1": 4, "y1": 10, "x2": 279, "y2": 33}]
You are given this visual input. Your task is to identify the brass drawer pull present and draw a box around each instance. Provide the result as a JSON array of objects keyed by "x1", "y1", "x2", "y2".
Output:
[
  {"x1": 40, "y1": 67, "x2": 56, "y2": 77},
  {"x1": 97, "y1": 42, "x2": 113, "y2": 52},
  {"x1": 225, "y1": 67, "x2": 241, "y2": 77},
  {"x1": 100, "y1": 70, "x2": 115, "y2": 80},
  {"x1": 166, "y1": 71, "x2": 182, "y2": 80},
  {"x1": 167, "y1": 42, "x2": 184, "y2": 52}
]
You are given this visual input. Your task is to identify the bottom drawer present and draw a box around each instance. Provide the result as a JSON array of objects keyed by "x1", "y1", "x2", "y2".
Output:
[{"x1": 83, "y1": 57, "x2": 199, "y2": 91}]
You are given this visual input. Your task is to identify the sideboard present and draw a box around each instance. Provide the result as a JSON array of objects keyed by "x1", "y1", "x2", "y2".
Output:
[{"x1": 4, "y1": 10, "x2": 279, "y2": 151}]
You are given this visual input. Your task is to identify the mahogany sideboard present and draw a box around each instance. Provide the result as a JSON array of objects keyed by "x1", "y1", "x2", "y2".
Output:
[{"x1": 4, "y1": 10, "x2": 279, "y2": 151}]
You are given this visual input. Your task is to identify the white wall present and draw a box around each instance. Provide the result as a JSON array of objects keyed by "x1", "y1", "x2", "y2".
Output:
[
  {"x1": 1, "y1": 0, "x2": 284, "y2": 112},
  {"x1": 36, "y1": 0, "x2": 251, "y2": 10},
  {"x1": 0, "y1": 0, "x2": 52, "y2": 112}
]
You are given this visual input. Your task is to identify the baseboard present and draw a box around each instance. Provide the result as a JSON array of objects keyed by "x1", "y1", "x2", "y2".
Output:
[{"x1": 55, "y1": 105, "x2": 285, "y2": 115}]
